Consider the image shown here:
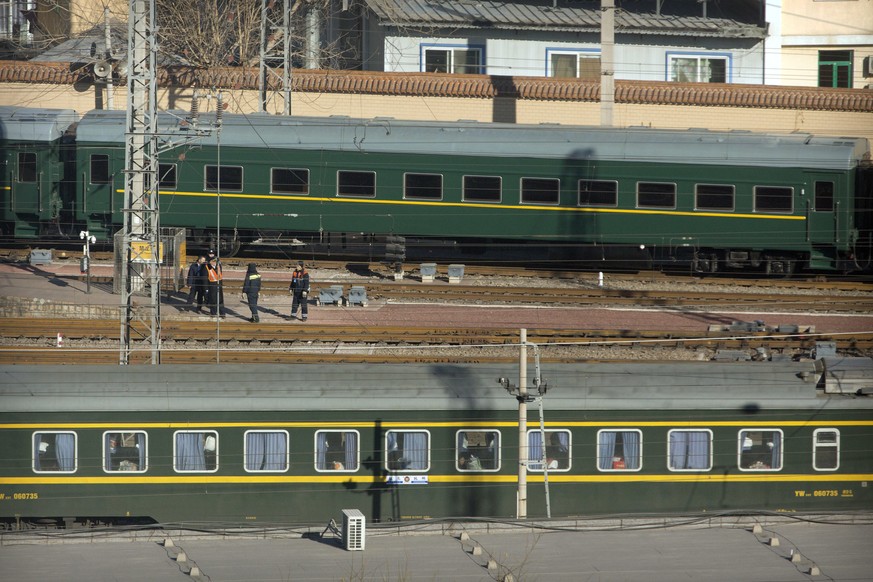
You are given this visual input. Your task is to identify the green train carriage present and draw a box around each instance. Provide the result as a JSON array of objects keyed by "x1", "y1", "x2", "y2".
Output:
[
  {"x1": 0, "y1": 107, "x2": 77, "y2": 239},
  {"x1": 1, "y1": 360, "x2": 871, "y2": 528},
  {"x1": 69, "y1": 110, "x2": 871, "y2": 273}
]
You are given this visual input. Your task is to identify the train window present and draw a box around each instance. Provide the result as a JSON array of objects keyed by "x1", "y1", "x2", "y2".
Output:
[
  {"x1": 456, "y1": 430, "x2": 501, "y2": 472},
  {"x1": 754, "y1": 186, "x2": 793, "y2": 213},
  {"x1": 738, "y1": 429, "x2": 783, "y2": 471},
  {"x1": 463, "y1": 175, "x2": 501, "y2": 202},
  {"x1": 315, "y1": 430, "x2": 359, "y2": 472},
  {"x1": 385, "y1": 430, "x2": 430, "y2": 472},
  {"x1": 32, "y1": 432, "x2": 77, "y2": 473},
  {"x1": 90, "y1": 154, "x2": 110, "y2": 184},
  {"x1": 637, "y1": 182, "x2": 676, "y2": 209},
  {"x1": 272, "y1": 168, "x2": 309, "y2": 195},
  {"x1": 597, "y1": 429, "x2": 642, "y2": 471},
  {"x1": 205, "y1": 165, "x2": 243, "y2": 192},
  {"x1": 404, "y1": 173, "x2": 443, "y2": 200},
  {"x1": 337, "y1": 171, "x2": 376, "y2": 198},
  {"x1": 244, "y1": 430, "x2": 289, "y2": 472},
  {"x1": 814, "y1": 181, "x2": 834, "y2": 212},
  {"x1": 17, "y1": 152, "x2": 37, "y2": 182},
  {"x1": 813, "y1": 429, "x2": 840, "y2": 471},
  {"x1": 597, "y1": 428, "x2": 643, "y2": 471},
  {"x1": 103, "y1": 431, "x2": 147, "y2": 473},
  {"x1": 521, "y1": 177, "x2": 560, "y2": 205},
  {"x1": 695, "y1": 184, "x2": 734, "y2": 211},
  {"x1": 173, "y1": 430, "x2": 218, "y2": 473},
  {"x1": 667, "y1": 430, "x2": 712, "y2": 471},
  {"x1": 158, "y1": 164, "x2": 177, "y2": 190},
  {"x1": 578, "y1": 180, "x2": 617, "y2": 207},
  {"x1": 527, "y1": 429, "x2": 571, "y2": 472}
]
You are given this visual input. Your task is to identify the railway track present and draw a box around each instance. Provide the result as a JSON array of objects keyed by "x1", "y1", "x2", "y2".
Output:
[{"x1": 2, "y1": 318, "x2": 870, "y2": 365}]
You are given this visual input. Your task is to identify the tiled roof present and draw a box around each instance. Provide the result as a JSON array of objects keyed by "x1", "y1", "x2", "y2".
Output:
[
  {"x1": 2, "y1": 61, "x2": 871, "y2": 113},
  {"x1": 365, "y1": 0, "x2": 765, "y2": 38}
]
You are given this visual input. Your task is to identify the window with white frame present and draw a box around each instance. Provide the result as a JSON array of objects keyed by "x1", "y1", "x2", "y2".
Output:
[
  {"x1": 597, "y1": 429, "x2": 642, "y2": 471},
  {"x1": 244, "y1": 430, "x2": 289, "y2": 472},
  {"x1": 404, "y1": 173, "x2": 443, "y2": 200},
  {"x1": 423, "y1": 46, "x2": 483, "y2": 74},
  {"x1": 813, "y1": 429, "x2": 839, "y2": 471},
  {"x1": 315, "y1": 430, "x2": 359, "y2": 471},
  {"x1": 385, "y1": 430, "x2": 430, "y2": 472},
  {"x1": 738, "y1": 429, "x2": 783, "y2": 471},
  {"x1": 528, "y1": 429, "x2": 571, "y2": 471},
  {"x1": 669, "y1": 54, "x2": 728, "y2": 83},
  {"x1": 521, "y1": 177, "x2": 560, "y2": 205},
  {"x1": 33, "y1": 431, "x2": 77, "y2": 473},
  {"x1": 667, "y1": 429, "x2": 712, "y2": 471},
  {"x1": 463, "y1": 175, "x2": 501, "y2": 203},
  {"x1": 104, "y1": 431, "x2": 147, "y2": 473},
  {"x1": 174, "y1": 430, "x2": 218, "y2": 472},
  {"x1": 549, "y1": 51, "x2": 600, "y2": 79},
  {"x1": 457, "y1": 429, "x2": 501, "y2": 472}
]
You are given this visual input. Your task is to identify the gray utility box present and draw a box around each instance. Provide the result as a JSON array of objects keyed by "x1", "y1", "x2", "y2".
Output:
[
  {"x1": 316, "y1": 285, "x2": 344, "y2": 306},
  {"x1": 29, "y1": 249, "x2": 52, "y2": 265},
  {"x1": 347, "y1": 286, "x2": 368, "y2": 307},
  {"x1": 448, "y1": 264, "x2": 465, "y2": 284},
  {"x1": 420, "y1": 263, "x2": 437, "y2": 283}
]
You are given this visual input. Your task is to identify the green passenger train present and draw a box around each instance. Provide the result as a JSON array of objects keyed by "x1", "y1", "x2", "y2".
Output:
[
  {"x1": 1, "y1": 106, "x2": 871, "y2": 273},
  {"x1": 0, "y1": 359, "x2": 871, "y2": 528}
]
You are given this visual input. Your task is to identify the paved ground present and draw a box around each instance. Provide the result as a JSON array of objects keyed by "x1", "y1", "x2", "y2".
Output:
[
  {"x1": 1, "y1": 518, "x2": 871, "y2": 581},
  {"x1": 1, "y1": 261, "x2": 871, "y2": 334}
]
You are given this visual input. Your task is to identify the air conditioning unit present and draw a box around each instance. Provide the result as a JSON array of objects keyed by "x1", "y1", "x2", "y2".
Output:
[{"x1": 342, "y1": 509, "x2": 365, "y2": 551}]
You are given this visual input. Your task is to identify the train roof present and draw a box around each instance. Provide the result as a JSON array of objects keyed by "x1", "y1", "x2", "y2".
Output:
[
  {"x1": 0, "y1": 106, "x2": 78, "y2": 142},
  {"x1": 1, "y1": 359, "x2": 871, "y2": 414},
  {"x1": 74, "y1": 109, "x2": 869, "y2": 172}
]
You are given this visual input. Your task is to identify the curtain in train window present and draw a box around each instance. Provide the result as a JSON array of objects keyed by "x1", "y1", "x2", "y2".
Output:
[
  {"x1": 386, "y1": 430, "x2": 429, "y2": 471},
  {"x1": 33, "y1": 432, "x2": 76, "y2": 472},
  {"x1": 245, "y1": 431, "x2": 288, "y2": 472},
  {"x1": 456, "y1": 430, "x2": 500, "y2": 471},
  {"x1": 527, "y1": 430, "x2": 570, "y2": 471},
  {"x1": 597, "y1": 430, "x2": 641, "y2": 470},
  {"x1": 316, "y1": 431, "x2": 358, "y2": 471},
  {"x1": 668, "y1": 430, "x2": 711, "y2": 470},
  {"x1": 175, "y1": 431, "x2": 217, "y2": 472},
  {"x1": 104, "y1": 432, "x2": 147, "y2": 472},
  {"x1": 739, "y1": 430, "x2": 782, "y2": 470}
]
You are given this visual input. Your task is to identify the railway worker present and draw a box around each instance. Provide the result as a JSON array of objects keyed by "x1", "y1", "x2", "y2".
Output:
[
  {"x1": 241, "y1": 263, "x2": 262, "y2": 323},
  {"x1": 186, "y1": 256, "x2": 207, "y2": 312},
  {"x1": 204, "y1": 251, "x2": 225, "y2": 318},
  {"x1": 288, "y1": 260, "x2": 310, "y2": 321}
]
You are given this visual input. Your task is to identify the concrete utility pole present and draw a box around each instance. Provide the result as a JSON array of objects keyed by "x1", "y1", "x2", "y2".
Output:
[
  {"x1": 119, "y1": 0, "x2": 160, "y2": 364},
  {"x1": 518, "y1": 328, "x2": 528, "y2": 518},
  {"x1": 259, "y1": 0, "x2": 293, "y2": 115},
  {"x1": 600, "y1": 0, "x2": 615, "y2": 127}
]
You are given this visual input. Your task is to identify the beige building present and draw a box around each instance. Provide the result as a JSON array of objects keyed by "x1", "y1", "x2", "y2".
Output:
[{"x1": 771, "y1": 0, "x2": 873, "y2": 88}]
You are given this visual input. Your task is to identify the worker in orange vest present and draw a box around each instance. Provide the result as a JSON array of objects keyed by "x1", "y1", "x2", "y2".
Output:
[{"x1": 204, "y1": 250, "x2": 225, "y2": 317}]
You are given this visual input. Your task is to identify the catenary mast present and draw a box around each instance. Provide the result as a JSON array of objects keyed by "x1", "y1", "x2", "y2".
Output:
[{"x1": 119, "y1": 0, "x2": 160, "y2": 364}]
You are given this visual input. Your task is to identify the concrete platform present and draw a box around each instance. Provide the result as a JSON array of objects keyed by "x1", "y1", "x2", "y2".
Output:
[
  {"x1": 1, "y1": 261, "x2": 871, "y2": 334},
  {"x1": 1, "y1": 517, "x2": 871, "y2": 582}
]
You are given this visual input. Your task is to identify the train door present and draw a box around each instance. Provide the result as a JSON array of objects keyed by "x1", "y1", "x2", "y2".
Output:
[
  {"x1": 81, "y1": 151, "x2": 115, "y2": 232},
  {"x1": 804, "y1": 173, "x2": 840, "y2": 245},
  {"x1": 11, "y1": 149, "x2": 40, "y2": 215}
]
